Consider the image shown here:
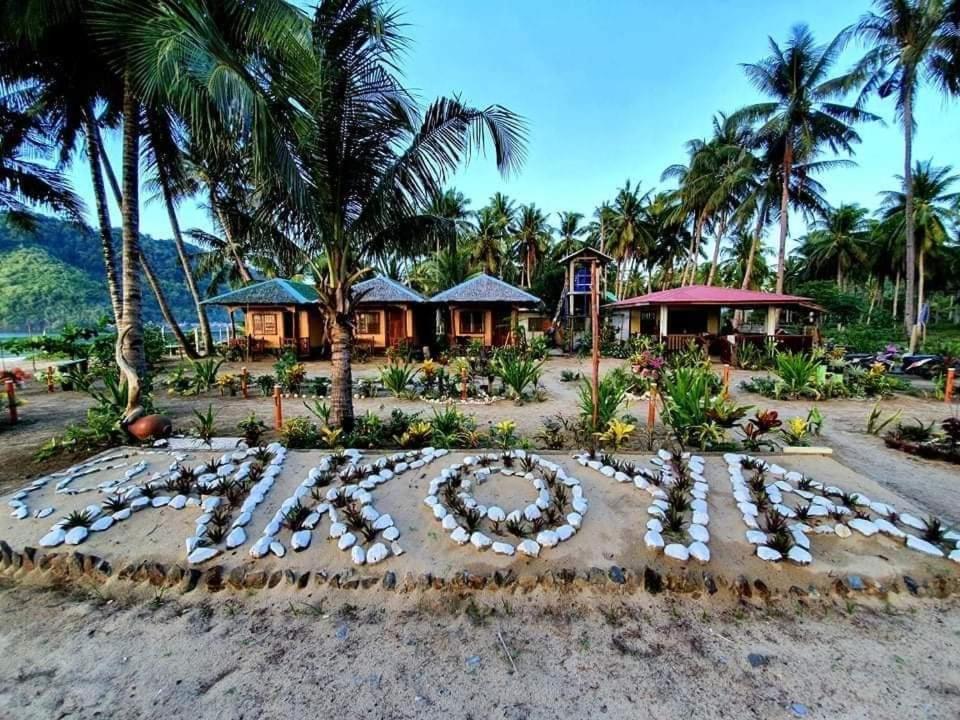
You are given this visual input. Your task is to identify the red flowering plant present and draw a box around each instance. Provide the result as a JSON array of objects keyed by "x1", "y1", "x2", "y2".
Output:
[
  {"x1": 739, "y1": 409, "x2": 782, "y2": 451},
  {"x1": 629, "y1": 350, "x2": 666, "y2": 390},
  {"x1": 0, "y1": 368, "x2": 32, "y2": 386}
]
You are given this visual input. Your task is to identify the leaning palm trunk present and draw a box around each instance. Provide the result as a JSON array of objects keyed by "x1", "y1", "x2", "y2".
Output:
[
  {"x1": 118, "y1": 77, "x2": 145, "y2": 418},
  {"x1": 83, "y1": 111, "x2": 122, "y2": 326},
  {"x1": 212, "y1": 197, "x2": 254, "y2": 283},
  {"x1": 740, "y1": 212, "x2": 764, "y2": 290},
  {"x1": 140, "y1": 254, "x2": 198, "y2": 360},
  {"x1": 892, "y1": 270, "x2": 900, "y2": 320},
  {"x1": 706, "y1": 216, "x2": 727, "y2": 286},
  {"x1": 684, "y1": 213, "x2": 705, "y2": 286}
]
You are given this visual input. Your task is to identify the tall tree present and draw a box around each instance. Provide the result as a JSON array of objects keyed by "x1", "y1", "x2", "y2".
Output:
[
  {"x1": 513, "y1": 203, "x2": 551, "y2": 287},
  {"x1": 800, "y1": 203, "x2": 872, "y2": 289},
  {"x1": 555, "y1": 210, "x2": 586, "y2": 256},
  {"x1": 855, "y1": 0, "x2": 958, "y2": 343},
  {"x1": 607, "y1": 180, "x2": 650, "y2": 299},
  {"x1": 735, "y1": 24, "x2": 879, "y2": 295},
  {"x1": 879, "y1": 160, "x2": 960, "y2": 332}
]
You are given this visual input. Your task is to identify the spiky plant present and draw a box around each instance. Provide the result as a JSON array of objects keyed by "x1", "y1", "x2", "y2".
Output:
[
  {"x1": 102, "y1": 495, "x2": 128, "y2": 513},
  {"x1": 762, "y1": 510, "x2": 789, "y2": 535},
  {"x1": 283, "y1": 502, "x2": 312, "y2": 531},
  {"x1": 666, "y1": 484, "x2": 691, "y2": 513},
  {"x1": 166, "y1": 472, "x2": 195, "y2": 496},
  {"x1": 829, "y1": 507, "x2": 848, "y2": 523},
  {"x1": 544, "y1": 506, "x2": 563, "y2": 526},
  {"x1": 462, "y1": 506, "x2": 485, "y2": 533},
  {"x1": 378, "y1": 457, "x2": 396, "y2": 471},
  {"x1": 747, "y1": 473, "x2": 768, "y2": 493},
  {"x1": 796, "y1": 475, "x2": 814, "y2": 491},
  {"x1": 766, "y1": 530, "x2": 793, "y2": 555},
  {"x1": 206, "y1": 457, "x2": 225, "y2": 474},
  {"x1": 506, "y1": 516, "x2": 528, "y2": 538},
  {"x1": 209, "y1": 506, "x2": 232, "y2": 528},
  {"x1": 329, "y1": 450, "x2": 348, "y2": 469},
  {"x1": 139, "y1": 483, "x2": 159, "y2": 499},
  {"x1": 253, "y1": 446, "x2": 275, "y2": 464},
  {"x1": 205, "y1": 523, "x2": 229, "y2": 544},
  {"x1": 794, "y1": 503, "x2": 813, "y2": 521},
  {"x1": 922, "y1": 516, "x2": 947, "y2": 545},
  {"x1": 750, "y1": 490, "x2": 771, "y2": 512},
  {"x1": 62, "y1": 510, "x2": 94, "y2": 530},
  {"x1": 247, "y1": 463, "x2": 265, "y2": 483},
  {"x1": 223, "y1": 479, "x2": 247, "y2": 508},
  {"x1": 329, "y1": 488, "x2": 351, "y2": 509},
  {"x1": 662, "y1": 505, "x2": 686, "y2": 534},
  {"x1": 552, "y1": 484, "x2": 569, "y2": 511},
  {"x1": 886, "y1": 510, "x2": 900, "y2": 524},
  {"x1": 530, "y1": 515, "x2": 546, "y2": 533},
  {"x1": 839, "y1": 491, "x2": 861, "y2": 509},
  {"x1": 519, "y1": 456, "x2": 537, "y2": 474}
]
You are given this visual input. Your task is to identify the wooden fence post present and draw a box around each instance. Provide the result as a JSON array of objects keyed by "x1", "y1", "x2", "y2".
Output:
[
  {"x1": 722, "y1": 364, "x2": 731, "y2": 399},
  {"x1": 946, "y1": 367, "x2": 955, "y2": 404},
  {"x1": 647, "y1": 384, "x2": 657, "y2": 431},
  {"x1": 46, "y1": 366, "x2": 55, "y2": 393},
  {"x1": 5, "y1": 380, "x2": 16, "y2": 424},
  {"x1": 460, "y1": 365, "x2": 468, "y2": 401},
  {"x1": 273, "y1": 384, "x2": 283, "y2": 429},
  {"x1": 241, "y1": 367, "x2": 249, "y2": 399}
]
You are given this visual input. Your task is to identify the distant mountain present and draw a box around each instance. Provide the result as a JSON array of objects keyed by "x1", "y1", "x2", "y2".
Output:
[{"x1": 0, "y1": 214, "x2": 223, "y2": 332}]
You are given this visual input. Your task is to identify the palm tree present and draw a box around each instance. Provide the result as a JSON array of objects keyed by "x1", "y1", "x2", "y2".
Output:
[
  {"x1": 513, "y1": 203, "x2": 551, "y2": 287},
  {"x1": 801, "y1": 204, "x2": 872, "y2": 289},
  {"x1": 855, "y1": 0, "x2": 958, "y2": 340},
  {"x1": 735, "y1": 24, "x2": 880, "y2": 295},
  {"x1": 607, "y1": 180, "x2": 650, "y2": 299},
  {"x1": 424, "y1": 188, "x2": 473, "y2": 253},
  {"x1": 879, "y1": 160, "x2": 960, "y2": 332},
  {"x1": 642, "y1": 192, "x2": 689, "y2": 289},
  {"x1": 470, "y1": 206, "x2": 510, "y2": 275},
  {"x1": 0, "y1": 102, "x2": 83, "y2": 223},
  {"x1": 170, "y1": 1, "x2": 522, "y2": 429},
  {"x1": 721, "y1": 229, "x2": 772, "y2": 289},
  {"x1": 556, "y1": 211, "x2": 586, "y2": 256}
]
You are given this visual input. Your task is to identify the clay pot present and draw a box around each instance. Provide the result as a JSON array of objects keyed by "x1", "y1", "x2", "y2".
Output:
[{"x1": 126, "y1": 414, "x2": 173, "y2": 441}]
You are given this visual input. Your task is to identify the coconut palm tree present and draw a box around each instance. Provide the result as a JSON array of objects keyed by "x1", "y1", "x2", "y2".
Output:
[
  {"x1": 607, "y1": 180, "x2": 651, "y2": 299},
  {"x1": 0, "y1": 102, "x2": 83, "y2": 223},
  {"x1": 879, "y1": 160, "x2": 960, "y2": 333},
  {"x1": 801, "y1": 204, "x2": 872, "y2": 290},
  {"x1": 513, "y1": 203, "x2": 551, "y2": 287},
  {"x1": 721, "y1": 229, "x2": 772, "y2": 289},
  {"x1": 855, "y1": 0, "x2": 958, "y2": 341},
  {"x1": 424, "y1": 188, "x2": 473, "y2": 253},
  {"x1": 556, "y1": 211, "x2": 586, "y2": 256},
  {"x1": 735, "y1": 24, "x2": 880, "y2": 295},
  {"x1": 642, "y1": 191, "x2": 689, "y2": 289},
  {"x1": 470, "y1": 206, "x2": 510, "y2": 276}
]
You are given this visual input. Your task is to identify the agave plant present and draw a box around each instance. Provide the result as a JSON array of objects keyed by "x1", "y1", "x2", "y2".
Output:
[
  {"x1": 283, "y1": 502, "x2": 312, "y2": 531},
  {"x1": 102, "y1": 495, "x2": 128, "y2": 513},
  {"x1": 922, "y1": 516, "x2": 948, "y2": 545},
  {"x1": 492, "y1": 353, "x2": 543, "y2": 402},
  {"x1": 461, "y1": 506, "x2": 485, "y2": 533},
  {"x1": 662, "y1": 504, "x2": 686, "y2": 534},
  {"x1": 766, "y1": 529, "x2": 794, "y2": 555},
  {"x1": 62, "y1": 510, "x2": 94, "y2": 530},
  {"x1": 379, "y1": 361, "x2": 420, "y2": 398},
  {"x1": 505, "y1": 516, "x2": 528, "y2": 538}
]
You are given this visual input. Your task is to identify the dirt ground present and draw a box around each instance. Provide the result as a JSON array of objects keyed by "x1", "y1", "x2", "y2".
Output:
[{"x1": 0, "y1": 580, "x2": 958, "y2": 720}]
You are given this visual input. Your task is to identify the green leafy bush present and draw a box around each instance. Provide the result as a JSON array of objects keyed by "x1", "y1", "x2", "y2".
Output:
[
  {"x1": 379, "y1": 361, "x2": 419, "y2": 397},
  {"x1": 493, "y1": 352, "x2": 543, "y2": 401},
  {"x1": 578, "y1": 371, "x2": 629, "y2": 434},
  {"x1": 279, "y1": 417, "x2": 319, "y2": 448}
]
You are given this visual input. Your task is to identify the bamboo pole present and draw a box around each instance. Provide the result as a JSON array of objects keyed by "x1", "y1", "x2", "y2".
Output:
[
  {"x1": 273, "y1": 384, "x2": 283, "y2": 429},
  {"x1": 46, "y1": 366, "x2": 55, "y2": 393},
  {"x1": 241, "y1": 367, "x2": 249, "y2": 399},
  {"x1": 591, "y1": 260, "x2": 600, "y2": 432},
  {"x1": 946, "y1": 368, "x2": 955, "y2": 404}
]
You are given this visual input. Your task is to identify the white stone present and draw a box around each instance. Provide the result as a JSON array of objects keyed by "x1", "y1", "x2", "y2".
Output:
[
  {"x1": 337, "y1": 532, "x2": 357, "y2": 550},
  {"x1": 738, "y1": 502, "x2": 759, "y2": 517},
  {"x1": 351, "y1": 545, "x2": 366, "y2": 565},
  {"x1": 644, "y1": 530, "x2": 665, "y2": 550},
  {"x1": 572, "y1": 498, "x2": 589, "y2": 514},
  {"x1": 441, "y1": 514, "x2": 459, "y2": 531},
  {"x1": 226, "y1": 526, "x2": 246, "y2": 548},
  {"x1": 187, "y1": 547, "x2": 220, "y2": 564},
  {"x1": 742, "y1": 513, "x2": 759, "y2": 529},
  {"x1": 948, "y1": 549, "x2": 960, "y2": 564},
  {"x1": 536, "y1": 530, "x2": 559, "y2": 548},
  {"x1": 112, "y1": 508, "x2": 132, "y2": 521},
  {"x1": 555, "y1": 525, "x2": 575, "y2": 541},
  {"x1": 450, "y1": 527, "x2": 469, "y2": 544},
  {"x1": 806, "y1": 504, "x2": 829, "y2": 517},
  {"x1": 470, "y1": 532, "x2": 493, "y2": 550},
  {"x1": 688, "y1": 524, "x2": 710, "y2": 543},
  {"x1": 487, "y1": 506, "x2": 506, "y2": 523},
  {"x1": 834, "y1": 524, "x2": 852, "y2": 539},
  {"x1": 746, "y1": 530, "x2": 767, "y2": 545},
  {"x1": 11, "y1": 505, "x2": 28, "y2": 520},
  {"x1": 906, "y1": 535, "x2": 944, "y2": 557},
  {"x1": 691, "y1": 499, "x2": 708, "y2": 514},
  {"x1": 791, "y1": 528, "x2": 810, "y2": 549},
  {"x1": 565, "y1": 512, "x2": 582, "y2": 529},
  {"x1": 366, "y1": 542, "x2": 389, "y2": 564},
  {"x1": 600, "y1": 465, "x2": 616, "y2": 477},
  {"x1": 492, "y1": 541, "x2": 515, "y2": 556},
  {"x1": 647, "y1": 518, "x2": 663, "y2": 532},
  {"x1": 873, "y1": 518, "x2": 906, "y2": 539},
  {"x1": 90, "y1": 516, "x2": 114, "y2": 532},
  {"x1": 329, "y1": 522, "x2": 347, "y2": 538},
  {"x1": 757, "y1": 546, "x2": 782, "y2": 562},
  {"x1": 372, "y1": 514, "x2": 393, "y2": 531},
  {"x1": 664, "y1": 543, "x2": 689, "y2": 561},
  {"x1": 517, "y1": 539, "x2": 541, "y2": 557},
  {"x1": 250, "y1": 536, "x2": 272, "y2": 558},
  {"x1": 688, "y1": 541, "x2": 710, "y2": 563},
  {"x1": 269, "y1": 540, "x2": 287, "y2": 557},
  {"x1": 848, "y1": 518, "x2": 879, "y2": 537},
  {"x1": 432, "y1": 504, "x2": 448, "y2": 520},
  {"x1": 787, "y1": 546, "x2": 812, "y2": 565},
  {"x1": 383, "y1": 526, "x2": 400, "y2": 541},
  {"x1": 899, "y1": 513, "x2": 926, "y2": 531},
  {"x1": 151, "y1": 496, "x2": 172, "y2": 508},
  {"x1": 168, "y1": 495, "x2": 188, "y2": 510},
  {"x1": 64, "y1": 526, "x2": 88, "y2": 545},
  {"x1": 39, "y1": 528, "x2": 65, "y2": 547},
  {"x1": 692, "y1": 511, "x2": 710, "y2": 526},
  {"x1": 201, "y1": 496, "x2": 221, "y2": 512},
  {"x1": 523, "y1": 504, "x2": 542, "y2": 521}
]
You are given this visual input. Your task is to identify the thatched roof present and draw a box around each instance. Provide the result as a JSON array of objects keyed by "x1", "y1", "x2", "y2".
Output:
[
  {"x1": 353, "y1": 275, "x2": 426, "y2": 304},
  {"x1": 203, "y1": 279, "x2": 318, "y2": 306},
  {"x1": 429, "y1": 273, "x2": 541, "y2": 305}
]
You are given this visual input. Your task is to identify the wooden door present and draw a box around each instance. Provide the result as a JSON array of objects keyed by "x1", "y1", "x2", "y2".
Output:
[{"x1": 386, "y1": 308, "x2": 406, "y2": 348}]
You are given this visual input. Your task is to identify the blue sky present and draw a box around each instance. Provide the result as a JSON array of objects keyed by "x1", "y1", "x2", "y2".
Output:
[{"x1": 72, "y1": 0, "x2": 959, "y2": 248}]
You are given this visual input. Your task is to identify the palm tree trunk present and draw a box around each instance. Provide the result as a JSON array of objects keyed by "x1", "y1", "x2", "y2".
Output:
[
  {"x1": 916, "y1": 247, "x2": 926, "y2": 344},
  {"x1": 836, "y1": 263, "x2": 843, "y2": 291},
  {"x1": 892, "y1": 270, "x2": 900, "y2": 320},
  {"x1": 684, "y1": 213, "x2": 704, "y2": 286},
  {"x1": 706, "y1": 217, "x2": 726, "y2": 286},
  {"x1": 903, "y1": 81, "x2": 917, "y2": 344},
  {"x1": 154, "y1": 149, "x2": 214, "y2": 354},
  {"x1": 776, "y1": 142, "x2": 792, "y2": 295},
  {"x1": 118, "y1": 75, "x2": 145, "y2": 417},
  {"x1": 211, "y1": 193, "x2": 254, "y2": 283},
  {"x1": 740, "y1": 211, "x2": 764, "y2": 290},
  {"x1": 140, "y1": 255, "x2": 198, "y2": 359},
  {"x1": 83, "y1": 111, "x2": 122, "y2": 326},
  {"x1": 329, "y1": 314, "x2": 355, "y2": 431}
]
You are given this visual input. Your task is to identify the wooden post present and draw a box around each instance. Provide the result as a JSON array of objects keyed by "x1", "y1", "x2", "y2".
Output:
[
  {"x1": 241, "y1": 367, "x2": 249, "y2": 399},
  {"x1": 647, "y1": 383, "x2": 657, "y2": 431},
  {"x1": 460, "y1": 364, "x2": 468, "y2": 401},
  {"x1": 273, "y1": 384, "x2": 283, "y2": 429},
  {"x1": 591, "y1": 259, "x2": 600, "y2": 432},
  {"x1": 5, "y1": 379, "x2": 17, "y2": 424},
  {"x1": 722, "y1": 363, "x2": 731, "y2": 399},
  {"x1": 946, "y1": 367, "x2": 955, "y2": 404},
  {"x1": 46, "y1": 366, "x2": 55, "y2": 393}
]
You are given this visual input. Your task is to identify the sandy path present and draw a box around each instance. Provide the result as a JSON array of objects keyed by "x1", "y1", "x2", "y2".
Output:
[{"x1": 0, "y1": 581, "x2": 957, "y2": 720}]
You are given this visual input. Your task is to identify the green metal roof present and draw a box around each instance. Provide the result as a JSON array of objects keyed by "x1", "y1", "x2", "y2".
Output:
[{"x1": 202, "y1": 279, "x2": 318, "y2": 306}]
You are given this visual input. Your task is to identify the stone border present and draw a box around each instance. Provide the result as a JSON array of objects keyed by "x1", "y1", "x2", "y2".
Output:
[{"x1": 424, "y1": 451, "x2": 587, "y2": 558}]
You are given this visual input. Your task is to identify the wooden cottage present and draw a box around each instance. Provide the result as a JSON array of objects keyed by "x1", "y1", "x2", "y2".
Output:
[
  {"x1": 430, "y1": 274, "x2": 542, "y2": 348},
  {"x1": 605, "y1": 285, "x2": 823, "y2": 358},
  {"x1": 203, "y1": 275, "x2": 426, "y2": 357}
]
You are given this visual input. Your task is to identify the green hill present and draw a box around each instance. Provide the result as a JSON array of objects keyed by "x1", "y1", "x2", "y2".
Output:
[{"x1": 0, "y1": 214, "x2": 221, "y2": 332}]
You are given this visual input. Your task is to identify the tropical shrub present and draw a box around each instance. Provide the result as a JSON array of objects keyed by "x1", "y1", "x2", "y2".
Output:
[
  {"x1": 255, "y1": 374, "x2": 277, "y2": 396},
  {"x1": 279, "y1": 417, "x2": 319, "y2": 449},
  {"x1": 773, "y1": 352, "x2": 821, "y2": 399},
  {"x1": 274, "y1": 351, "x2": 306, "y2": 393},
  {"x1": 492, "y1": 352, "x2": 543, "y2": 401},
  {"x1": 189, "y1": 357, "x2": 225, "y2": 395},
  {"x1": 578, "y1": 370, "x2": 629, "y2": 434},
  {"x1": 237, "y1": 413, "x2": 268, "y2": 446},
  {"x1": 490, "y1": 419, "x2": 519, "y2": 449},
  {"x1": 599, "y1": 418, "x2": 635, "y2": 450},
  {"x1": 192, "y1": 404, "x2": 218, "y2": 444},
  {"x1": 660, "y1": 367, "x2": 713, "y2": 446},
  {"x1": 380, "y1": 361, "x2": 419, "y2": 397}
]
